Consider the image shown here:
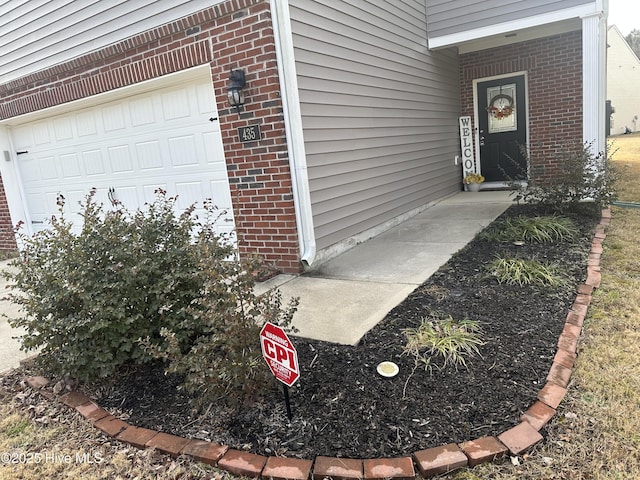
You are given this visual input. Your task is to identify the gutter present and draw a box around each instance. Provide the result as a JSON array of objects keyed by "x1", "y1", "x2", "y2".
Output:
[{"x1": 270, "y1": 0, "x2": 316, "y2": 267}]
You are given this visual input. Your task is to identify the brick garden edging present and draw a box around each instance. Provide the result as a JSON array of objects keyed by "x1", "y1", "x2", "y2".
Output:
[{"x1": 23, "y1": 208, "x2": 611, "y2": 478}]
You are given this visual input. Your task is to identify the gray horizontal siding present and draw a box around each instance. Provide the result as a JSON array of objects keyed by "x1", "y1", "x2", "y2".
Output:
[
  {"x1": 426, "y1": 0, "x2": 592, "y2": 39},
  {"x1": 290, "y1": 0, "x2": 461, "y2": 251},
  {"x1": 0, "y1": 0, "x2": 223, "y2": 84}
]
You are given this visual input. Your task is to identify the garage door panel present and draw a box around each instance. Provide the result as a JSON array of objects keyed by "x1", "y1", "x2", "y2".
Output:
[
  {"x1": 26, "y1": 193, "x2": 47, "y2": 217},
  {"x1": 102, "y1": 104, "x2": 127, "y2": 132},
  {"x1": 19, "y1": 158, "x2": 42, "y2": 181},
  {"x1": 210, "y1": 179, "x2": 233, "y2": 209},
  {"x1": 54, "y1": 117, "x2": 74, "y2": 141},
  {"x1": 60, "y1": 153, "x2": 81, "y2": 178},
  {"x1": 161, "y1": 89, "x2": 191, "y2": 120},
  {"x1": 136, "y1": 141, "x2": 164, "y2": 170},
  {"x1": 32, "y1": 123, "x2": 50, "y2": 145},
  {"x1": 168, "y1": 135, "x2": 199, "y2": 167},
  {"x1": 175, "y1": 182, "x2": 205, "y2": 210},
  {"x1": 77, "y1": 111, "x2": 97, "y2": 137},
  {"x1": 83, "y1": 149, "x2": 106, "y2": 176},
  {"x1": 108, "y1": 145, "x2": 134, "y2": 173},
  {"x1": 130, "y1": 97, "x2": 155, "y2": 126},
  {"x1": 13, "y1": 75, "x2": 235, "y2": 237},
  {"x1": 203, "y1": 131, "x2": 225, "y2": 163},
  {"x1": 196, "y1": 82, "x2": 217, "y2": 115}
]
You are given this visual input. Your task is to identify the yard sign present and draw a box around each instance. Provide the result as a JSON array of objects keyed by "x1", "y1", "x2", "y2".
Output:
[{"x1": 259, "y1": 322, "x2": 300, "y2": 387}]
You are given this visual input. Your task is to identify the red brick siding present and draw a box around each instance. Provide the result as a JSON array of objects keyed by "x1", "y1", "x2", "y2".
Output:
[
  {"x1": 460, "y1": 30, "x2": 583, "y2": 183},
  {"x1": 0, "y1": 0, "x2": 301, "y2": 273},
  {"x1": 0, "y1": 177, "x2": 17, "y2": 252}
]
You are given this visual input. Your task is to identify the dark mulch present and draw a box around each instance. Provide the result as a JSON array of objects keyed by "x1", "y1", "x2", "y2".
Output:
[{"x1": 88, "y1": 203, "x2": 600, "y2": 460}]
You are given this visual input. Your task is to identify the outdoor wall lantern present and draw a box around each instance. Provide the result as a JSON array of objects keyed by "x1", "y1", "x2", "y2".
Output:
[{"x1": 227, "y1": 69, "x2": 246, "y2": 112}]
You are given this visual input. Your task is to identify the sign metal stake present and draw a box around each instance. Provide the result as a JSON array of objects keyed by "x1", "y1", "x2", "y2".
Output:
[{"x1": 283, "y1": 384, "x2": 293, "y2": 420}]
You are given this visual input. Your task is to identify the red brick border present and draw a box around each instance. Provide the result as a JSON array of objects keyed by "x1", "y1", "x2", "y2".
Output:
[{"x1": 24, "y1": 207, "x2": 611, "y2": 477}]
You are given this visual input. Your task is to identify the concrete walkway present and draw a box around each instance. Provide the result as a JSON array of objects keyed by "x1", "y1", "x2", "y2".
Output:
[
  {"x1": 0, "y1": 260, "x2": 32, "y2": 373},
  {"x1": 0, "y1": 190, "x2": 512, "y2": 372},
  {"x1": 258, "y1": 191, "x2": 512, "y2": 345}
]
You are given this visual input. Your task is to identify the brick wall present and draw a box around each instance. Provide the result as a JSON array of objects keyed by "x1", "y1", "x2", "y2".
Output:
[
  {"x1": 0, "y1": 0, "x2": 302, "y2": 273},
  {"x1": 460, "y1": 30, "x2": 583, "y2": 182},
  {"x1": 0, "y1": 176, "x2": 17, "y2": 252}
]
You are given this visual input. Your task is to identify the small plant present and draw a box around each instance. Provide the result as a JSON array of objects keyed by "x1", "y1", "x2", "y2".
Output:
[
  {"x1": 487, "y1": 255, "x2": 565, "y2": 286},
  {"x1": 464, "y1": 172, "x2": 485, "y2": 184},
  {"x1": 507, "y1": 142, "x2": 619, "y2": 213},
  {"x1": 401, "y1": 312, "x2": 484, "y2": 398},
  {"x1": 402, "y1": 313, "x2": 484, "y2": 373},
  {"x1": 479, "y1": 215, "x2": 578, "y2": 243}
]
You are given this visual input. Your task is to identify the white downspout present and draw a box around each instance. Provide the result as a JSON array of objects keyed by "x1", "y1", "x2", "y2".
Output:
[{"x1": 270, "y1": 0, "x2": 316, "y2": 267}]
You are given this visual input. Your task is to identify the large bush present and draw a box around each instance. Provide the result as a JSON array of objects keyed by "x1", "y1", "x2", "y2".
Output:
[{"x1": 5, "y1": 189, "x2": 297, "y2": 406}]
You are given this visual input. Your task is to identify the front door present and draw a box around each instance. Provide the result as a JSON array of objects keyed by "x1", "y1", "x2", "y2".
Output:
[{"x1": 476, "y1": 75, "x2": 527, "y2": 182}]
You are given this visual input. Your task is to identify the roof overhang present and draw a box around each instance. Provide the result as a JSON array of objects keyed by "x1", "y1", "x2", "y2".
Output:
[{"x1": 428, "y1": 3, "x2": 603, "y2": 53}]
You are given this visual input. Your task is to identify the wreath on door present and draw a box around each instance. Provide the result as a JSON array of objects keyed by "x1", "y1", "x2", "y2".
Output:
[{"x1": 487, "y1": 93, "x2": 514, "y2": 119}]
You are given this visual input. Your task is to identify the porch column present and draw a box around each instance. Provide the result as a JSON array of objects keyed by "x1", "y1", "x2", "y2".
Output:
[{"x1": 581, "y1": 11, "x2": 607, "y2": 155}]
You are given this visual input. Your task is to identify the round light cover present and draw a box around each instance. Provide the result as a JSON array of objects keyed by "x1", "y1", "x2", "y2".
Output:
[{"x1": 377, "y1": 361, "x2": 399, "y2": 377}]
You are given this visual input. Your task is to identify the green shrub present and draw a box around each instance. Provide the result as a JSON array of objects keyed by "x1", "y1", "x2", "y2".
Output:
[
  {"x1": 4, "y1": 189, "x2": 297, "y2": 407},
  {"x1": 479, "y1": 215, "x2": 578, "y2": 243},
  {"x1": 508, "y1": 143, "x2": 619, "y2": 213},
  {"x1": 4, "y1": 190, "x2": 228, "y2": 380},
  {"x1": 487, "y1": 256, "x2": 565, "y2": 287}
]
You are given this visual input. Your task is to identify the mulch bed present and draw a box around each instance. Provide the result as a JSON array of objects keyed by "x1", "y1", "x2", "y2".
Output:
[{"x1": 87, "y1": 203, "x2": 600, "y2": 460}]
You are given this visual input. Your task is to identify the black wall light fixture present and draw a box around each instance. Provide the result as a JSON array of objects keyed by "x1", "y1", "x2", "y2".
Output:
[{"x1": 227, "y1": 69, "x2": 246, "y2": 112}]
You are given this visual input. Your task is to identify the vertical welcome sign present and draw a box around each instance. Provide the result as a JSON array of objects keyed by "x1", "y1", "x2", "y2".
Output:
[{"x1": 459, "y1": 116, "x2": 476, "y2": 180}]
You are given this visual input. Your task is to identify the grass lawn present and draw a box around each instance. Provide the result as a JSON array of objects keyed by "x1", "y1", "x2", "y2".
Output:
[{"x1": 1, "y1": 134, "x2": 640, "y2": 479}]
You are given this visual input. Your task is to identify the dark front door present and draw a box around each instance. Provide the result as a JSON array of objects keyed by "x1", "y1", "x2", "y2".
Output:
[{"x1": 476, "y1": 75, "x2": 527, "y2": 182}]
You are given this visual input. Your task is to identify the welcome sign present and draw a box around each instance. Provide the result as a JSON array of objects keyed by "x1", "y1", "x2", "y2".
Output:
[{"x1": 459, "y1": 116, "x2": 476, "y2": 179}]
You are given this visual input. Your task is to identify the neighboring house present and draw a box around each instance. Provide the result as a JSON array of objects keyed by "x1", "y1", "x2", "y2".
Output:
[
  {"x1": 607, "y1": 24, "x2": 640, "y2": 135},
  {"x1": 0, "y1": 0, "x2": 608, "y2": 274}
]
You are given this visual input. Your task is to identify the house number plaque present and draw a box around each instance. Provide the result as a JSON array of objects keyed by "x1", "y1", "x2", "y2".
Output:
[{"x1": 238, "y1": 125, "x2": 261, "y2": 143}]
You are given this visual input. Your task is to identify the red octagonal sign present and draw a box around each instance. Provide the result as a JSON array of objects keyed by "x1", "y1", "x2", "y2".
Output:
[{"x1": 259, "y1": 322, "x2": 300, "y2": 387}]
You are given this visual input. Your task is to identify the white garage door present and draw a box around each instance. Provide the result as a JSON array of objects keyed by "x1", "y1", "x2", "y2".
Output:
[{"x1": 10, "y1": 71, "x2": 235, "y2": 238}]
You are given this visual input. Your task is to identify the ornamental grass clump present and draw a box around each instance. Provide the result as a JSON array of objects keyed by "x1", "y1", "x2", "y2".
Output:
[
  {"x1": 479, "y1": 215, "x2": 578, "y2": 243},
  {"x1": 401, "y1": 313, "x2": 484, "y2": 399},
  {"x1": 487, "y1": 255, "x2": 565, "y2": 287},
  {"x1": 402, "y1": 313, "x2": 484, "y2": 373}
]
